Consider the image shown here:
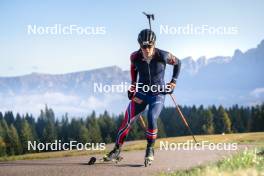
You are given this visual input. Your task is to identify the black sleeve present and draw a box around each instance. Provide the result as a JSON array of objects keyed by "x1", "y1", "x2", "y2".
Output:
[
  {"x1": 158, "y1": 49, "x2": 181, "y2": 83},
  {"x1": 171, "y1": 59, "x2": 181, "y2": 83},
  {"x1": 165, "y1": 52, "x2": 181, "y2": 83}
]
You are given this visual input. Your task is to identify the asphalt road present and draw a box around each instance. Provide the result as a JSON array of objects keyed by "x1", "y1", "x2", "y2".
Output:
[{"x1": 0, "y1": 145, "x2": 249, "y2": 176}]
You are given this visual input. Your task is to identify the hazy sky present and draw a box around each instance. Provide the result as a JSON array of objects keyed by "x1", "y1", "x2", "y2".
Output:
[{"x1": 1, "y1": 0, "x2": 264, "y2": 76}]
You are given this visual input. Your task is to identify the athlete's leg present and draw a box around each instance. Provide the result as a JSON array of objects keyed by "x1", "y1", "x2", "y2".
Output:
[
  {"x1": 103, "y1": 99, "x2": 147, "y2": 161},
  {"x1": 144, "y1": 94, "x2": 165, "y2": 163},
  {"x1": 115, "y1": 99, "x2": 147, "y2": 146},
  {"x1": 146, "y1": 94, "x2": 165, "y2": 146}
]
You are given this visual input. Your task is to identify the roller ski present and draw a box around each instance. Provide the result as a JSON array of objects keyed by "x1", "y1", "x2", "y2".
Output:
[
  {"x1": 88, "y1": 145, "x2": 123, "y2": 165},
  {"x1": 144, "y1": 146, "x2": 154, "y2": 167}
]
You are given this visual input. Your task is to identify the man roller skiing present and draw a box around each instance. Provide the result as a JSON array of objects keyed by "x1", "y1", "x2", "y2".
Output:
[{"x1": 103, "y1": 28, "x2": 181, "y2": 166}]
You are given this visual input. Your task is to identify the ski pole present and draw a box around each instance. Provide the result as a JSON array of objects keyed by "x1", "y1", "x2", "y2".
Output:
[
  {"x1": 169, "y1": 94, "x2": 198, "y2": 143},
  {"x1": 139, "y1": 115, "x2": 147, "y2": 130},
  {"x1": 143, "y1": 12, "x2": 154, "y2": 31}
]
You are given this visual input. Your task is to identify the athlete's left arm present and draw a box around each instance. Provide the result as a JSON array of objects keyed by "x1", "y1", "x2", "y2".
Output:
[{"x1": 166, "y1": 53, "x2": 181, "y2": 84}]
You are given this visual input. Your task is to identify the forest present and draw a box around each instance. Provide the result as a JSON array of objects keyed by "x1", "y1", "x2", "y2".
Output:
[{"x1": 0, "y1": 103, "x2": 264, "y2": 156}]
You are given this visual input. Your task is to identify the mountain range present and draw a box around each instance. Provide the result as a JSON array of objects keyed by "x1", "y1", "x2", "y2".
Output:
[{"x1": 0, "y1": 40, "x2": 264, "y2": 116}]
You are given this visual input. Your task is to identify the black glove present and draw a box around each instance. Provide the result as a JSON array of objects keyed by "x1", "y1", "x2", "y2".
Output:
[
  {"x1": 165, "y1": 81, "x2": 176, "y2": 94},
  {"x1": 128, "y1": 90, "x2": 134, "y2": 100},
  {"x1": 127, "y1": 85, "x2": 136, "y2": 100}
]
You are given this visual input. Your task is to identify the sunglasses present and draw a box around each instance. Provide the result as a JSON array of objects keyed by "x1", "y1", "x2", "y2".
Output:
[{"x1": 141, "y1": 44, "x2": 153, "y2": 49}]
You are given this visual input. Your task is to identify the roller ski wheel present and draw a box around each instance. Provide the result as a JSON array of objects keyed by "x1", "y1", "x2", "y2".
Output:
[
  {"x1": 101, "y1": 155, "x2": 123, "y2": 164},
  {"x1": 144, "y1": 146, "x2": 154, "y2": 167},
  {"x1": 144, "y1": 156, "x2": 153, "y2": 167},
  {"x1": 88, "y1": 156, "x2": 97, "y2": 165},
  {"x1": 87, "y1": 155, "x2": 123, "y2": 165},
  {"x1": 87, "y1": 145, "x2": 122, "y2": 165}
]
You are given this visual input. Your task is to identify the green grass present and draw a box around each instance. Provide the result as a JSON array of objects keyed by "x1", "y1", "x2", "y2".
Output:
[
  {"x1": 159, "y1": 147, "x2": 264, "y2": 176},
  {"x1": 124, "y1": 132, "x2": 264, "y2": 151},
  {"x1": 157, "y1": 132, "x2": 264, "y2": 145},
  {"x1": 1, "y1": 132, "x2": 263, "y2": 162}
]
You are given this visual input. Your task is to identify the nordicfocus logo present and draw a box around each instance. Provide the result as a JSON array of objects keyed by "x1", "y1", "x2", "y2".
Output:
[
  {"x1": 93, "y1": 82, "x2": 173, "y2": 93},
  {"x1": 159, "y1": 140, "x2": 238, "y2": 151},
  {"x1": 160, "y1": 24, "x2": 239, "y2": 36},
  {"x1": 27, "y1": 24, "x2": 106, "y2": 35},
  {"x1": 27, "y1": 140, "x2": 106, "y2": 151}
]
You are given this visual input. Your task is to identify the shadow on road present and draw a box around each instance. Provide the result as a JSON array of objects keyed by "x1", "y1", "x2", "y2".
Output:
[
  {"x1": 80, "y1": 162, "x2": 144, "y2": 167},
  {"x1": 117, "y1": 164, "x2": 144, "y2": 167}
]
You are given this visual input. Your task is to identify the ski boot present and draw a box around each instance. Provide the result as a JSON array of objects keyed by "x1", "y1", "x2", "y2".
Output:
[
  {"x1": 102, "y1": 145, "x2": 123, "y2": 163},
  {"x1": 144, "y1": 146, "x2": 154, "y2": 167}
]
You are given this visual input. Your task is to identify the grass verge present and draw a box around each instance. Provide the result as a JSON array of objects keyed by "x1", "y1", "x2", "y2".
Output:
[{"x1": 160, "y1": 147, "x2": 264, "y2": 176}]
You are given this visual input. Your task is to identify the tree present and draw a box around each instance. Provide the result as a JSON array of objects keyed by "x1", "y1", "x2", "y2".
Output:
[
  {"x1": 98, "y1": 111, "x2": 117, "y2": 143},
  {"x1": 25, "y1": 113, "x2": 38, "y2": 141},
  {"x1": 37, "y1": 106, "x2": 57, "y2": 143},
  {"x1": 78, "y1": 124, "x2": 89, "y2": 144},
  {"x1": 4, "y1": 111, "x2": 15, "y2": 126},
  {"x1": 58, "y1": 114, "x2": 70, "y2": 143},
  {"x1": 42, "y1": 120, "x2": 57, "y2": 143},
  {"x1": 36, "y1": 110, "x2": 46, "y2": 142},
  {"x1": 69, "y1": 118, "x2": 83, "y2": 142},
  {"x1": 160, "y1": 107, "x2": 183, "y2": 137},
  {"x1": 0, "y1": 118, "x2": 7, "y2": 156},
  {"x1": 0, "y1": 136, "x2": 6, "y2": 156},
  {"x1": 202, "y1": 109, "x2": 214, "y2": 134},
  {"x1": 216, "y1": 106, "x2": 232, "y2": 133},
  {"x1": 250, "y1": 103, "x2": 264, "y2": 132},
  {"x1": 66, "y1": 118, "x2": 89, "y2": 145},
  {"x1": 0, "y1": 118, "x2": 13, "y2": 155},
  {"x1": 0, "y1": 112, "x2": 3, "y2": 121},
  {"x1": 86, "y1": 113, "x2": 102, "y2": 143},
  {"x1": 14, "y1": 113, "x2": 23, "y2": 135},
  {"x1": 228, "y1": 105, "x2": 246, "y2": 133},
  {"x1": 20, "y1": 120, "x2": 34, "y2": 153},
  {"x1": 0, "y1": 118, "x2": 4, "y2": 138},
  {"x1": 8, "y1": 125, "x2": 22, "y2": 155}
]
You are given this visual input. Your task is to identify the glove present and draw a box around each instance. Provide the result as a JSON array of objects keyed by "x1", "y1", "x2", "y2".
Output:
[
  {"x1": 127, "y1": 84, "x2": 136, "y2": 100},
  {"x1": 165, "y1": 81, "x2": 176, "y2": 94}
]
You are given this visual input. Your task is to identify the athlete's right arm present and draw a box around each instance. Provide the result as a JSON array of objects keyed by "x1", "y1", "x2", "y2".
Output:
[
  {"x1": 130, "y1": 53, "x2": 138, "y2": 85},
  {"x1": 128, "y1": 53, "x2": 138, "y2": 100}
]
